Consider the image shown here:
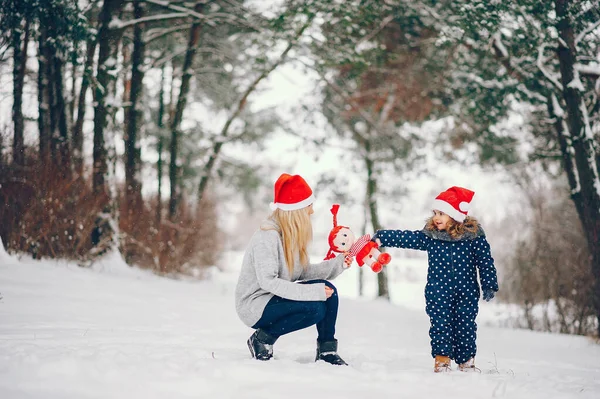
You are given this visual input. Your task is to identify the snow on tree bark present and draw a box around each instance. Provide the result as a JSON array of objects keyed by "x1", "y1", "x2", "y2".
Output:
[
  {"x1": 92, "y1": 0, "x2": 125, "y2": 249},
  {"x1": 73, "y1": 37, "x2": 97, "y2": 177},
  {"x1": 555, "y1": 0, "x2": 600, "y2": 336},
  {"x1": 93, "y1": 0, "x2": 124, "y2": 196}
]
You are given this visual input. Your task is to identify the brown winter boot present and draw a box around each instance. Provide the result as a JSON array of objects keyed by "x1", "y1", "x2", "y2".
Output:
[
  {"x1": 434, "y1": 355, "x2": 451, "y2": 373},
  {"x1": 458, "y1": 358, "x2": 481, "y2": 372}
]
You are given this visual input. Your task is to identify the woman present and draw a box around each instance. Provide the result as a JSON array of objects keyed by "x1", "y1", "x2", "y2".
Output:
[{"x1": 235, "y1": 173, "x2": 351, "y2": 365}]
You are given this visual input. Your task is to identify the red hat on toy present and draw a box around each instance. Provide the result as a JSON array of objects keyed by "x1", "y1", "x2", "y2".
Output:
[
  {"x1": 432, "y1": 186, "x2": 475, "y2": 223},
  {"x1": 324, "y1": 204, "x2": 353, "y2": 260},
  {"x1": 269, "y1": 173, "x2": 315, "y2": 211}
]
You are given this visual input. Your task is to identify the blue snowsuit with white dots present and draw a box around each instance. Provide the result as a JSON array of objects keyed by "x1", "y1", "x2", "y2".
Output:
[{"x1": 375, "y1": 226, "x2": 498, "y2": 364}]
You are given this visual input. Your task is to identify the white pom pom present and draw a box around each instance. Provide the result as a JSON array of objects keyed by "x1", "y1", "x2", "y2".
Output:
[{"x1": 459, "y1": 201, "x2": 470, "y2": 212}]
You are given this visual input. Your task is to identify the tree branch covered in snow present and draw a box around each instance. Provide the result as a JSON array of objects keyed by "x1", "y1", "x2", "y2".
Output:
[
  {"x1": 117, "y1": 12, "x2": 188, "y2": 29},
  {"x1": 144, "y1": 0, "x2": 216, "y2": 26},
  {"x1": 537, "y1": 42, "x2": 562, "y2": 91},
  {"x1": 575, "y1": 18, "x2": 600, "y2": 45}
]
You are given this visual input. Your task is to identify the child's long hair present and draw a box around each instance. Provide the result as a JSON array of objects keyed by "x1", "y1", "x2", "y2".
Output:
[
  {"x1": 425, "y1": 214, "x2": 479, "y2": 239},
  {"x1": 261, "y1": 207, "x2": 313, "y2": 274}
]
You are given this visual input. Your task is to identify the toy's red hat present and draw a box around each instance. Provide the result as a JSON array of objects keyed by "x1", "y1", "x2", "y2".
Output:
[
  {"x1": 269, "y1": 173, "x2": 315, "y2": 211},
  {"x1": 432, "y1": 186, "x2": 475, "y2": 223},
  {"x1": 325, "y1": 204, "x2": 347, "y2": 260}
]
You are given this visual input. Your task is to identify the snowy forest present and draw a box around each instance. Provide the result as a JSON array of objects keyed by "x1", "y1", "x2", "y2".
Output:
[{"x1": 1, "y1": 0, "x2": 600, "y2": 343}]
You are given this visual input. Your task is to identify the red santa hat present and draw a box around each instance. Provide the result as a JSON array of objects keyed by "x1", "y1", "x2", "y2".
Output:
[
  {"x1": 269, "y1": 173, "x2": 315, "y2": 211},
  {"x1": 432, "y1": 186, "x2": 475, "y2": 223},
  {"x1": 325, "y1": 204, "x2": 344, "y2": 260}
]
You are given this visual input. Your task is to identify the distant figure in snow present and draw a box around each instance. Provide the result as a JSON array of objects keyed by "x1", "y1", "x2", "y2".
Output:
[
  {"x1": 372, "y1": 186, "x2": 499, "y2": 373},
  {"x1": 235, "y1": 173, "x2": 352, "y2": 365}
]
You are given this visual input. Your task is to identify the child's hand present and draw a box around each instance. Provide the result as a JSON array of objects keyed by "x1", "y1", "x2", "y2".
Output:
[
  {"x1": 371, "y1": 230, "x2": 382, "y2": 246},
  {"x1": 482, "y1": 289, "x2": 495, "y2": 302},
  {"x1": 325, "y1": 286, "x2": 334, "y2": 298}
]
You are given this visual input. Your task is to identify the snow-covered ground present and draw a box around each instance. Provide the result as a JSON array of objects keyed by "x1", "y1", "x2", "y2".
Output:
[{"x1": 1, "y1": 247, "x2": 599, "y2": 399}]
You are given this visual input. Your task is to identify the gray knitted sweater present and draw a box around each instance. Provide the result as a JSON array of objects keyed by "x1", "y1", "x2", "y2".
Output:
[{"x1": 234, "y1": 226, "x2": 347, "y2": 327}]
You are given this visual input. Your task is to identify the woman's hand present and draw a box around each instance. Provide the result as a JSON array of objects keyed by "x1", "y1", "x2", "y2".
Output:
[
  {"x1": 325, "y1": 286, "x2": 334, "y2": 298},
  {"x1": 343, "y1": 252, "x2": 353, "y2": 267}
]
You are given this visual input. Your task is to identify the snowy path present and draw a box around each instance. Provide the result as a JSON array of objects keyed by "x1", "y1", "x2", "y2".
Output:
[{"x1": 1, "y1": 252, "x2": 599, "y2": 399}]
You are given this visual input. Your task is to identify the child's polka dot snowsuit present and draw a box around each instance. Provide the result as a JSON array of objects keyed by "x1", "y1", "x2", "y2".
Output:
[{"x1": 376, "y1": 227, "x2": 498, "y2": 364}]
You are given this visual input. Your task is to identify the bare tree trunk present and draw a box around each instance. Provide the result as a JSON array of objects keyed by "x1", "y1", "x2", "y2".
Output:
[
  {"x1": 93, "y1": 0, "x2": 124, "y2": 195},
  {"x1": 92, "y1": 0, "x2": 124, "y2": 247},
  {"x1": 359, "y1": 199, "x2": 368, "y2": 297},
  {"x1": 156, "y1": 137, "x2": 164, "y2": 221},
  {"x1": 169, "y1": 2, "x2": 205, "y2": 220},
  {"x1": 52, "y1": 55, "x2": 71, "y2": 176},
  {"x1": 69, "y1": 51, "x2": 77, "y2": 127},
  {"x1": 121, "y1": 40, "x2": 131, "y2": 145},
  {"x1": 364, "y1": 138, "x2": 389, "y2": 299},
  {"x1": 48, "y1": 44, "x2": 59, "y2": 164},
  {"x1": 156, "y1": 66, "x2": 166, "y2": 227},
  {"x1": 555, "y1": 0, "x2": 600, "y2": 337},
  {"x1": 38, "y1": 26, "x2": 51, "y2": 168},
  {"x1": 73, "y1": 38, "x2": 97, "y2": 177},
  {"x1": 12, "y1": 18, "x2": 29, "y2": 167},
  {"x1": 523, "y1": 300, "x2": 534, "y2": 330},
  {"x1": 39, "y1": 13, "x2": 70, "y2": 174},
  {"x1": 124, "y1": 0, "x2": 145, "y2": 215}
]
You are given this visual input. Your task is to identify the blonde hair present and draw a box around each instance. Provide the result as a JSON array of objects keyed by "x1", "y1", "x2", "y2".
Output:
[
  {"x1": 261, "y1": 206, "x2": 313, "y2": 274},
  {"x1": 425, "y1": 215, "x2": 479, "y2": 239}
]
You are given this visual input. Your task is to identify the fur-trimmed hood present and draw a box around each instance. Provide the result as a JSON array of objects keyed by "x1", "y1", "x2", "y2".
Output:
[{"x1": 421, "y1": 224, "x2": 485, "y2": 242}]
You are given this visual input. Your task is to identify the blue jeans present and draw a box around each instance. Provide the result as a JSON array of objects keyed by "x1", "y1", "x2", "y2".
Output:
[{"x1": 252, "y1": 279, "x2": 339, "y2": 342}]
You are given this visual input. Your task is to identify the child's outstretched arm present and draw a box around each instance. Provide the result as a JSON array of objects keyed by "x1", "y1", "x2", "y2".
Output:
[
  {"x1": 472, "y1": 235, "x2": 499, "y2": 300},
  {"x1": 372, "y1": 229, "x2": 430, "y2": 251}
]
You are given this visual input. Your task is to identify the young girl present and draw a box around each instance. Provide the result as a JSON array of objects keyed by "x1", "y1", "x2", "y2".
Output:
[
  {"x1": 373, "y1": 186, "x2": 498, "y2": 372},
  {"x1": 235, "y1": 173, "x2": 352, "y2": 365}
]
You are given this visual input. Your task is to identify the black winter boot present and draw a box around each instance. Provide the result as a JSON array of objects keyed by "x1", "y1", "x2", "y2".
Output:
[
  {"x1": 315, "y1": 339, "x2": 348, "y2": 366},
  {"x1": 247, "y1": 329, "x2": 277, "y2": 361}
]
